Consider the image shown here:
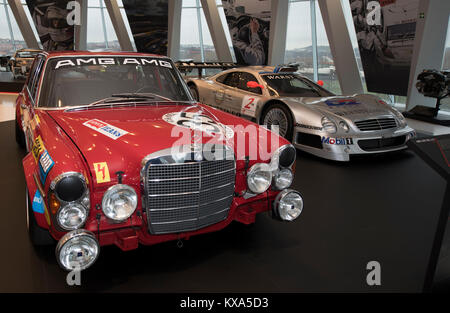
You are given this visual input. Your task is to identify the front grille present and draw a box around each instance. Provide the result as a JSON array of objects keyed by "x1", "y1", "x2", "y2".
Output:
[
  {"x1": 354, "y1": 118, "x2": 397, "y2": 131},
  {"x1": 358, "y1": 135, "x2": 406, "y2": 151},
  {"x1": 145, "y1": 159, "x2": 235, "y2": 234}
]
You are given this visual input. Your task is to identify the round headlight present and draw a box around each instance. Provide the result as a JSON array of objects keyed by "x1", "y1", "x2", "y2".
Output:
[
  {"x1": 339, "y1": 121, "x2": 349, "y2": 132},
  {"x1": 102, "y1": 184, "x2": 137, "y2": 222},
  {"x1": 57, "y1": 203, "x2": 87, "y2": 230},
  {"x1": 273, "y1": 168, "x2": 293, "y2": 190},
  {"x1": 56, "y1": 230, "x2": 99, "y2": 271},
  {"x1": 276, "y1": 144, "x2": 296, "y2": 168},
  {"x1": 274, "y1": 190, "x2": 303, "y2": 221},
  {"x1": 321, "y1": 117, "x2": 337, "y2": 134},
  {"x1": 53, "y1": 173, "x2": 86, "y2": 202},
  {"x1": 247, "y1": 163, "x2": 272, "y2": 194}
]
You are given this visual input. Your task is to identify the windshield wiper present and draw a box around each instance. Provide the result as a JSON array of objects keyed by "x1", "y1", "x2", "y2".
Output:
[
  {"x1": 112, "y1": 92, "x2": 172, "y2": 102},
  {"x1": 86, "y1": 93, "x2": 172, "y2": 106}
]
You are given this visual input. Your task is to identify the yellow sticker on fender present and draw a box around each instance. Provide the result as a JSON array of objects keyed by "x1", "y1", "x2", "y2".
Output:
[
  {"x1": 93, "y1": 162, "x2": 110, "y2": 183},
  {"x1": 32, "y1": 136, "x2": 45, "y2": 161}
]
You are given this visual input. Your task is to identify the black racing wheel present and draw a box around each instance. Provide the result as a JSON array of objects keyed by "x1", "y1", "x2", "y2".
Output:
[{"x1": 261, "y1": 102, "x2": 294, "y2": 141}]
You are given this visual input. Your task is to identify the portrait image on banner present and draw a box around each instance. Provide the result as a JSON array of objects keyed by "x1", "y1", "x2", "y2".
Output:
[
  {"x1": 25, "y1": 0, "x2": 74, "y2": 51},
  {"x1": 350, "y1": 0, "x2": 419, "y2": 95},
  {"x1": 222, "y1": 0, "x2": 271, "y2": 66},
  {"x1": 122, "y1": 0, "x2": 169, "y2": 55}
]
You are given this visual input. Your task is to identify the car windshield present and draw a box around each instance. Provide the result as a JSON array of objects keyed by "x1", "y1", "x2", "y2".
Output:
[
  {"x1": 262, "y1": 74, "x2": 333, "y2": 97},
  {"x1": 17, "y1": 51, "x2": 38, "y2": 58},
  {"x1": 39, "y1": 56, "x2": 191, "y2": 108}
]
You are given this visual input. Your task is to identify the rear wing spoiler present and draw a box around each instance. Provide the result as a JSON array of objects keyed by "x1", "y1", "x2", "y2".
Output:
[{"x1": 174, "y1": 61, "x2": 241, "y2": 78}]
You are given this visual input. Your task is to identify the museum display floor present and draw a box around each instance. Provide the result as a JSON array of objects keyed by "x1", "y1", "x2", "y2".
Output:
[{"x1": 1, "y1": 117, "x2": 450, "y2": 292}]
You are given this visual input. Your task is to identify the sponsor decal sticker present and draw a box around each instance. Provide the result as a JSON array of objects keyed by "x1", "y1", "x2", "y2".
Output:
[
  {"x1": 32, "y1": 189, "x2": 51, "y2": 225},
  {"x1": 32, "y1": 189, "x2": 45, "y2": 214},
  {"x1": 32, "y1": 135, "x2": 45, "y2": 161},
  {"x1": 322, "y1": 136, "x2": 354, "y2": 145},
  {"x1": 163, "y1": 112, "x2": 234, "y2": 139},
  {"x1": 325, "y1": 99, "x2": 360, "y2": 107},
  {"x1": 55, "y1": 57, "x2": 172, "y2": 70},
  {"x1": 38, "y1": 150, "x2": 54, "y2": 184},
  {"x1": 83, "y1": 119, "x2": 128, "y2": 140},
  {"x1": 264, "y1": 74, "x2": 295, "y2": 80},
  {"x1": 241, "y1": 96, "x2": 258, "y2": 117},
  {"x1": 93, "y1": 162, "x2": 111, "y2": 184}
]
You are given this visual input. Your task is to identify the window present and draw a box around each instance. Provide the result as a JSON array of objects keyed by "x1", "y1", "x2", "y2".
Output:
[
  {"x1": 443, "y1": 16, "x2": 450, "y2": 70},
  {"x1": 315, "y1": 1, "x2": 341, "y2": 94},
  {"x1": 39, "y1": 57, "x2": 190, "y2": 107},
  {"x1": 285, "y1": 1, "x2": 341, "y2": 94},
  {"x1": 0, "y1": 1, "x2": 28, "y2": 55},
  {"x1": 262, "y1": 74, "x2": 332, "y2": 97},
  {"x1": 223, "y1": 72, "x2": 240, "y2": 88},
  {"x1": 440, "y1": 17, "x2": 450, "y2": 111},
  {"x1": 87, "y1": 0, "x2": 121, "y2": 51},
  {"x1": 216, "y1": 73, "x2": 228, "y2": 83},
  {"x1": 179, "y1": 0, "x2": 235, "y2": 66},
  {"x1": 237, "y1": 72, "x2": 261, "y2": 94},
  {"x1": 284, "y1": 0, "x2": 313, "y2": 78}
]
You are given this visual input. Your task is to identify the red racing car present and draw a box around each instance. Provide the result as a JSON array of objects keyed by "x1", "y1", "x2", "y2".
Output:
[{"x1": 15, "y1": 51, "x2": 303, "y2": 271}]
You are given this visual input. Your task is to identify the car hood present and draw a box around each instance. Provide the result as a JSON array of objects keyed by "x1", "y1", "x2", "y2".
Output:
[
  {"x1": 47, "y1": 103, "x2": 239, "y2": 188},
  {"x1": 283, "y1": 94, "x2": 396, "y2": 121}
]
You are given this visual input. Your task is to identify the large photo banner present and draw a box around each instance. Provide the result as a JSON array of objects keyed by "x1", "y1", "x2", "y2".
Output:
[
  {"x1": 26, "y1": 0, "x2": 74, "y2": 51},
  {"x1": 222, "y1": 0, "x2": 271, "y2": 65},
  {"x1": 122, "y1": 0, "x2": 169, "y2": 55},
  {"x1": 350, "y1": 0, "x2": 419, "y2": 96}
]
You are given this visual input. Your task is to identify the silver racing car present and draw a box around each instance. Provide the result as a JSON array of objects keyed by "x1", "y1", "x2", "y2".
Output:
[{"x1": 183, "y1": 64, "x2": 416, "y2": 161}]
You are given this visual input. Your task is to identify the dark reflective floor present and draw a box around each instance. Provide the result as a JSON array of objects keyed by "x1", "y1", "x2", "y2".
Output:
[{"x1": 0, "y1": 120, "x2": 448, "y2": 292}]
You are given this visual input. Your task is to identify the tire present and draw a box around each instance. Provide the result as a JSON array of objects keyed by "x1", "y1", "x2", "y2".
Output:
[
  {"x1": 26, "y1": 187, "x2": 55, "y2": 246},
  {"x1": 188, "y1": 84, "x2": 199, "y2": 101},
  {"x1": 15, "y1": 117, "x2": 26, "y2": 148},
  {"x1": 261, "y1": 102, "x2": 294, "y2": 141}
]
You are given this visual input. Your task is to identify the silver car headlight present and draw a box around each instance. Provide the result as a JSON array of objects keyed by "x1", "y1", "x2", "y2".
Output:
[
  {"x1": 274, "y1": 189, "x2": 304, "y2": 221},
  {"x1": 273, "y1": 168, "x2": 293, "y2": 190},
  {"x1": 392, "y1": 108, "x2": 407, "y2": 127},
  {"x1": 272, "y1": 144, "x2": 296, "y2": 168},
  {"x1": 339, "y1": 121, "x2": 350, "y2": 132},
  {"x1": 102, "y1": 184, "x2": 137, "y2": 222},
  {"x1": 321, "y1": 117, "x2": 337, "y2": 134},
  {"x1": 56, "y1": 229, "x2": 99, "y2": 271},
  {"x1": 247, "y1": 163, "x2": 272, "y2": 194},
  {"x1": 57, "y1": 203, "x2": 87, "y2": 230}
]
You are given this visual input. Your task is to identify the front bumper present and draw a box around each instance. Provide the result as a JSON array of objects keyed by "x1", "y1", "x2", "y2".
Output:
[
  {"x1": 293, "y1": 125, "x2": 416, "y2": 161},
  {"x1": 55, "y1": 189, "x2": 303, "y2": 270}
]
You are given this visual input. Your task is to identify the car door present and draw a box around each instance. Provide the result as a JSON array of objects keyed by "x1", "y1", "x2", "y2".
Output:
[
  {"x1": 224, "y1": 71, "x2": 263, "y2": 118},
  {"x1": 209, "y1": 73, "x2": 228, "y2": 107}
]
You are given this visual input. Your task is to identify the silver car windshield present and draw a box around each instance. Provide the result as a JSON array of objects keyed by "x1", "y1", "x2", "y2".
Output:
[
  {"x1": 39, "y1": 56, "x2": 191, "y2": 108},
  {"x1": 262, "y1": 74, "x2": 333, "y2": 97}
]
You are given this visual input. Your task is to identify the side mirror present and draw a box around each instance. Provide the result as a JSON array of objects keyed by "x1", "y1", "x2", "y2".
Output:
[{"x1": 247, "y1": 81, "x2": 264, "y2": 89}]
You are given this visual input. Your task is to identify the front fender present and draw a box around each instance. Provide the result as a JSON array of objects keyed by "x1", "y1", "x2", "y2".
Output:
[{"x1": 23, "y1": 153, "x2": 51, "y2": 230}]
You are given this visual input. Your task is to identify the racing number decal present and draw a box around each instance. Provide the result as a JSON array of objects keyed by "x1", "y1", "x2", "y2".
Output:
[
  {"x1": 241, "y1": 96, "x2": 258, "y2": 117},
  {"x1": 93, "y1": 162, "x2": 110, "y2": 183},
  {"x1": 244, "y1": 98, "x2": 255, "y2": 109}
]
